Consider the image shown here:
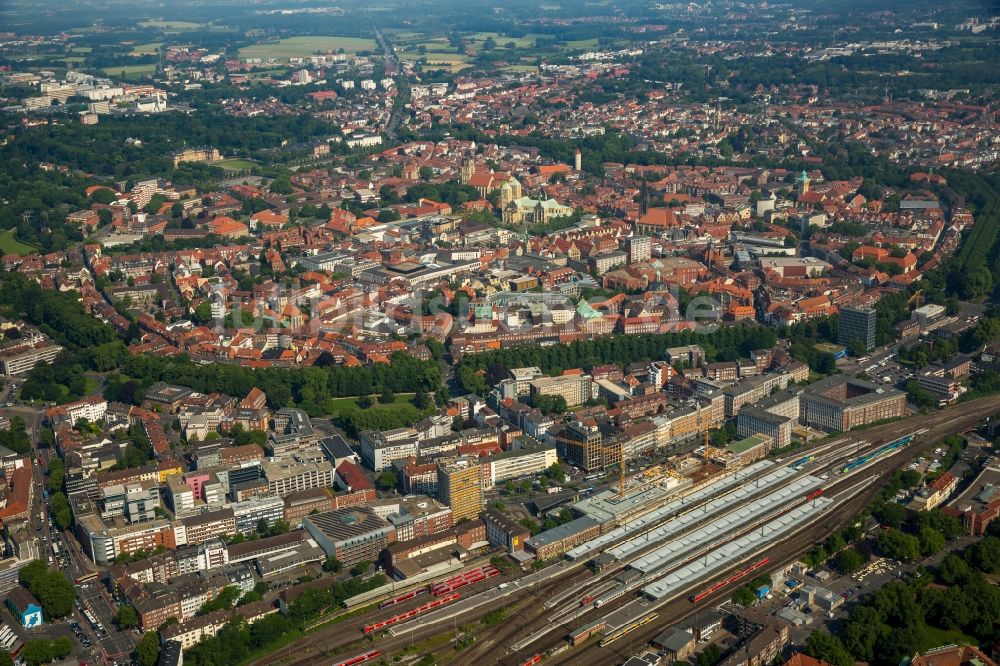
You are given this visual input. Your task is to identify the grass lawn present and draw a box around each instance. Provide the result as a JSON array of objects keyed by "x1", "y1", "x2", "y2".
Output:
[
  {"x1": 503, "y1": 65, "x2": 539, "y2": 72},
  {"x1": 71, "y1": 47, "x2": 92, "y2": 53},
  {"x1": 325, "y1": 393, "x2": 417, "y2": 418},
  {"x1": 563, "y1": 38, "x2": 600, "y2": 50},
  {"x1": 212, "y1": 158, "x2": 258, "y2": 171},
  {"x1": 138, "y1": 20, "x2": 202, "y2": 30},
  {"x1": 239, "y1": 36, "x2": 377, "y2": 60},
  {"x1": 0, "y1": 230, "x2": 36, "y2": 255},
  {"x1": 918, "y1": 624, "x2": 976, "y2": 651},
  {"x1": 102, "y1": 64, "x2": 157, "y2": 79}
]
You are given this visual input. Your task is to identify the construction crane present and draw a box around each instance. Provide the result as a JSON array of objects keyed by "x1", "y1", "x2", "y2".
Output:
[{"x1": 906, "y1": 289, "x2": 923, "y2": 309}]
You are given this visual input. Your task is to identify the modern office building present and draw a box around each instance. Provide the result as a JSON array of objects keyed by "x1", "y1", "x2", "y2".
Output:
[
  {"x1": 302, "y1": 506, "x2": 394, "y2": 566},
  {"x1": 837, "y1": 306, "x2": 877, "y2": 351},
  {"x1": 436, "y1": 457, "x2": 484, "y2": 522}
]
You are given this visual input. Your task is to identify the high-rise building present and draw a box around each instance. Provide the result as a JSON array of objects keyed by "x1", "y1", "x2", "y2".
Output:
[
  {"x1": 437, "y1": 457, "x2": 483, "y2": 522},
  {"x1": 838, "y1": 306, "x2": 877, "y2": 351}
]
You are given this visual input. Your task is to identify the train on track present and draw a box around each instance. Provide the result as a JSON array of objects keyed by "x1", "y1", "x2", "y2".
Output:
[
  {"x1": 362, "y1": 592, "x2": 460, "y2": 634},
  {"x1": 378, "y1": 587, "x2": 428, "y2": 610},
  {"x1": 430, "y1": 565, "x2": 499, "y2": 596},
  {"x1": 372, "y1": 564, "x2": 498, "y2": 614},
  {"x1": 689, "y1": 557, "x2": 770, "y2": 603},
  {"x1": 599, "y1": 612, "x2": 658, "y2": 647},
  {"x1": 790, "y1": 454, "x2": 814, "y2": 469},
  {"x1": 333, "y1": 650, "x2": 381, "y2": 666},
  {"x1": 841, "y1": 434, "x2": 915, "y2": 473}
]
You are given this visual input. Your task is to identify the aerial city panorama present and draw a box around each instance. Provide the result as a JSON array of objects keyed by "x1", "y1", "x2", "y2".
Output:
[{"x1": 0, "y1": 0, "x2": 999, "y2": 664}]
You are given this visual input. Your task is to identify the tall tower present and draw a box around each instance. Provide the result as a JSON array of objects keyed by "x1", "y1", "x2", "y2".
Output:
[
  {"x1": 574, "y1": 148, "x2": 582, "y2": 172},
  {"x1": 797, "y1": 170, "x2": 811, "y2": 197},
  {"x1": 507, "y1": 177, "x2": 522, "y2": 201},
  {"x1": 500, "y1": 181, "x2": 514, "y2": 209},
  {"x1": 460, "y1": 158, "x2": 475, "y2": 185}
]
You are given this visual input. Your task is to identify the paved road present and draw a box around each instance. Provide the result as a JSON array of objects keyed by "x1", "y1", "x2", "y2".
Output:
[{"x1": 374, "y1": 28, "x2": 407, "y2": 140}]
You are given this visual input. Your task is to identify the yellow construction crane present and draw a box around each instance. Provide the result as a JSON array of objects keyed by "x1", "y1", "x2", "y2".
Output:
[{"x1": 906, "y1": 289, "x2": 923, "y2": 309}]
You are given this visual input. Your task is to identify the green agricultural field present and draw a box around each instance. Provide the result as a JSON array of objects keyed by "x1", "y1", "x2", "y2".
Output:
[
  {"x1": 0, "y1": 230, "x2": 36, "y2": 256},
  {"x1": 71, "y1": 47, "x2": 92, "y2": 53},
  {"x1": 468, "y1": 32, "x2": 534, "y2": 48},
  {"x1": 563, "y1": 38, "x2": 601, "y2": 50},
  {"x1": 130, "y1": 42, "x2": 163, "y2": 56},
  {"x1": 400, "y1": 51, "x2": 472, "y2": 72},
  {"x1": 139, "y1": 20, "x2": 201, "y2": 30},
  {"x1": 102, "y1": 64, "x2": 157, "y2": 79},
  {"x1": 385, "y1": 30, "x2": 427, "y2": 42},
  {"x1": 421, "y1": 56, "x2": 472, "y2": 71},
  {"x1": 239, "y1": 36, "x2": 377, "y2": 60}
]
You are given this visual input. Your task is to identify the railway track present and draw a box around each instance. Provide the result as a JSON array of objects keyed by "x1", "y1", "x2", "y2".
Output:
[
  {"x1": 250, "y1": 396, "x2": 1000, "y2": 666},
  {"x1": 500, "y1": 398, "x2": 1000, "y2": 664}
]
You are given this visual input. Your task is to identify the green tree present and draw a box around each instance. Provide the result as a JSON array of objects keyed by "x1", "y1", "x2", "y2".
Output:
[
  {"x1": 917, "y1": 527, "x2": 946, "y2": 557},
  {"x1": 378, "y1": 389, "x2": 395, "y2": 404},
  {"x1": 842, "y1": 607, "x2": 886, "y2": 662},
  {"x1": 731, "y1": 586, "x2": 755, "y2": 606},
  {"x1": 350, "y1": 560, "x2": 371, "y2": 576},
  {"x1": 18, "y1": 560, "x2": 75, "y2": 618},
  {"x1": 877, "y1": 529, "x2": 921, "y2": 562},
  {"x1": 966, "y1": 536, "x2": 1000, "y2": 573},
  {"x1": 46, "y1": 458, "x2": 65, "y2": 494},
  {"x1": 832, "y1": 548, "x2": 865, "y2": 574},
  {"x1": 413, "y1": 389, "x2": 432, "y2": 410},
  {"x1": 805, "y1": 631, "x2": 853, "y2": 666},
  {"x1": 874, "y1": 502, "x2": 906, "y2": 529},
  {"x1": 378, "y1": 471, "x2": 397, "y2": 491},
  {"x1": 49, "y1": 492, "x2": 72, "y2": 530},
  {"x1": 696, "y1": 644, "x2": 722, "y2": 666},
  {"x1": 115, "y1": 604, "x2": 139, "y2": 629},
  {"x1": 136, "y1": 631, "x2": 161, "y2": 666},
  {"x1": 237, "y1": 590, "x2": 263, "y2": 606}
]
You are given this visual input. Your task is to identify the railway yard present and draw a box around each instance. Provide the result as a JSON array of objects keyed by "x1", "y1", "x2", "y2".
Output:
[{"x1": 265, "y1": 394, "x2": 1000, "y2": 666}]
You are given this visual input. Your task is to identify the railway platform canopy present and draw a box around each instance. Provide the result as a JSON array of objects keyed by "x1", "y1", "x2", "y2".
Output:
[
  {"x1": 565, "y1": 461, "x2": 775, "y2": 561},
  {"x1": 642, "y1": 497, "x2": 832, "y2": 601}
]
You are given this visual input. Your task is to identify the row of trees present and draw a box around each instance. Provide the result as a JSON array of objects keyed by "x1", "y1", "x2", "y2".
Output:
[
  {"x1": 183, "y1": 574, "x2": 386, "y2": 666},
  {"x1": 18, "y1": 560, "x2": 75, "y2": 619},
  {"x1": 456, "y1": 324, "x2": 778, "y2": 394}
]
